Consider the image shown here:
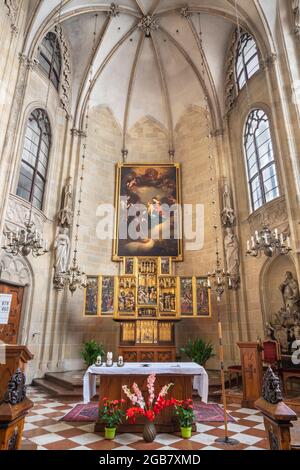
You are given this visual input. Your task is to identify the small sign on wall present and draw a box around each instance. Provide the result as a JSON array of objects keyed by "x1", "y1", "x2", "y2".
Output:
[{"x1": 0, "y1": 294, "x2": 12, "y2": 325}]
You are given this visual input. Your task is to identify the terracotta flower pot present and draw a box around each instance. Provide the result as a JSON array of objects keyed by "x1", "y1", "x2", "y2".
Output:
[
  {"x1": 105, "y1": 428, "x2": 116, "y2": 440},
  {"x1": 143, "y1": 422, "x2": 157, "y2": 443},
  {"x1": 181, "y1": 427, "x2": 192, "y2": 439}
]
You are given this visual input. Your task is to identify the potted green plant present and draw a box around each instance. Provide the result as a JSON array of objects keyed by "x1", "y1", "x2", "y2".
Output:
[
  {"x1": 99, "y1": 398, "x2": 126, "y2": 440},
  {"x1": 180, "y1": 339, "x2": 215, "y2": 367},
  {"x1": 174, "y1": 399, "x2": 194, "y2": 439},
  {"x1": 81, "y1": 340, "x2": 105, "y2": 367}
]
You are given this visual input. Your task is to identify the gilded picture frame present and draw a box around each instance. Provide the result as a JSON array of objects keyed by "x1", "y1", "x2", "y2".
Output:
[
  {"x1": 113, "y1": 163, "x2": 183, "y2": 261},
  {"x1": 180, "y1": 277, "x2": 194, "y2": 317},
  {"x1": 84, "y1": 276, "x2": 100, "y2": 317},
  {"x1": 100, "y1": 275, "x2": 115, "y2": 317},
  {"x1": 194, "y1": 277, "x2": 212, "y2": 318}
]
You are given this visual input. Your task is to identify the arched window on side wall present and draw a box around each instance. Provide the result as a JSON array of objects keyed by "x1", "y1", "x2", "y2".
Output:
[
  {"x1": 16, "y1": 109, "x2": 51, "y2": 210},
  {"x1": 235, "y1": 31, "x2": 260, "y2": 91},
  {"x1": 38, "y1": 32, "x2": 62, "y2": 90},
  {"x1": 244, "y1": 109, "x2": 279, "y2": 212}
]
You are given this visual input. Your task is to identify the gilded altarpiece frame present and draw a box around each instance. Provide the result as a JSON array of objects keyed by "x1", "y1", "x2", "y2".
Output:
[{"x1": 113, "y1": 164, "x2": 183, "y2": 261}]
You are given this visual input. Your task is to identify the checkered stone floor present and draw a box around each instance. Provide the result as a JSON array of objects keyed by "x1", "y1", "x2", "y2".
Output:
[{"x1": 23, "y1": 387, "x2": 269, "y2": 451}]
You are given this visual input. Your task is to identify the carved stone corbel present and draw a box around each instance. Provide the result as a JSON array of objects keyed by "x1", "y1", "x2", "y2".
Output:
[
  {"x1": 260, "y1": 53, "x2": 278, "y2": 71},
  {"x1": 71, "y1": 128, "x2": 87, "y2": 138},
  {"x1": 19, "y1": 53, "x2": 39, "y2": 71}
]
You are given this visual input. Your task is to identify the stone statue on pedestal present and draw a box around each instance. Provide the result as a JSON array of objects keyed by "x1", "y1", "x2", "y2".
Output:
[
  {"x1": 221, "y1": 181, "x2": 236, "y2": 227},
  {"x1": 58, "y1": 177, "x2": 73, "y2": 228},
  {"x1": 280, "y1": 271, "x2": 300, "y2": 317},
  {"x1": 224, "y1": 227, "x2": 240, "y2": 289},
  {"x1": 53, "y1": 177, "x2": 74, "y2": 289},
  {"x1": 269, "y1": 272, "x2": 300, "y2": 354},
  {"x1": 54, "y1": 227, "x2": 70, "y2": 274}
]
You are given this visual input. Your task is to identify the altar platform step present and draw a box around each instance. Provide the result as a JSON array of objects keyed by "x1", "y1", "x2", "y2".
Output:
[{"x1": 33, "y1": 371, "x2": 88, "y2": 399}]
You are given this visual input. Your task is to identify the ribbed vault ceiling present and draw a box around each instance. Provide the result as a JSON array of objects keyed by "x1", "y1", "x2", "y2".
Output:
[{"x1": 24, "y1": 1, "x2": 276, "y2": 146}]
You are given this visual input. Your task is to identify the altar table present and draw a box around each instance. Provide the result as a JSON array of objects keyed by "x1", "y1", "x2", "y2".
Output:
[{"x1": 83, "y1": 363, "x2": 209, "y2": 433}]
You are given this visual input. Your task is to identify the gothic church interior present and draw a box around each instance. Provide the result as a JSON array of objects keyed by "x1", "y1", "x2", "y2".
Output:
[{"x1": 0, "y1": 0, "x2": 300, "y2": 454}]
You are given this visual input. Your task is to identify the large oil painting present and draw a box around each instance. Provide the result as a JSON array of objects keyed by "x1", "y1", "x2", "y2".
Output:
[{"x1": 114, "y1": 164, "x2": 182, "y2": 260}]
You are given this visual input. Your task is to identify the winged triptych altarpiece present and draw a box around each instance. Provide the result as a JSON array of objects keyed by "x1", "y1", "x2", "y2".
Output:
[{"x1": 84, "y1": 164, "x2": 211, "y2": 362}]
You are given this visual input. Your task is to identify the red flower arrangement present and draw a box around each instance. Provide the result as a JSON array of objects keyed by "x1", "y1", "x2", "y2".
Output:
[
  {"x1": 99, "y1": 397, "x2": 126, "y2": 429},
  {"x1": 173, "y1": 399, "x2": 194, "y2": 429},
  {"x1": 122, "y1": 374, "x2": 175, "y2": 423}
]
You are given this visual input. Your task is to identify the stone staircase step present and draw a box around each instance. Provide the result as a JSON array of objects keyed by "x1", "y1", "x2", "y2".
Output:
[
  {"x1": 44, "y1": 372, "x2": 83, "y2": 391},
  {"x1": 33, "y1": 378, "x2": 83, "y2": 399}
]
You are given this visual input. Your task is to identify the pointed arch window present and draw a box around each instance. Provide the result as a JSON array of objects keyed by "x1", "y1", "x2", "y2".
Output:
[
  {"x1": 38, "y1": 32, "x2": 62, "y2": 90},
  {"x1": 235, "y1": 32, "x2": 260, "y2": 91},
  {"x1": 16, "y1": 109, "x2": 51, "y2": 210},
  {"x1": 244, "y1": 109, "x2": 279, "y2": 212}
]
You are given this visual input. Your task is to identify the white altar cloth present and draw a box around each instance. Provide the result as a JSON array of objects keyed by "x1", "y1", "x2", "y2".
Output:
[{"x1": 83, "y1": 362, "x2": 208, "y2": 404}]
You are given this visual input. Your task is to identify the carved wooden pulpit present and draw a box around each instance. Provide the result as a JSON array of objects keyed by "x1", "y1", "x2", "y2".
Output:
[
  {"x1": 238, "y1": 341, "x2": 263, "y2": 409},
  {"x1": 0, "y1": 345, "x2": 34, "y2": 450}
]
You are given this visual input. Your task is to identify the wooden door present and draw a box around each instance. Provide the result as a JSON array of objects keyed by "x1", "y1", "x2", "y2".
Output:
[{"x1": 0, "y1": 283, "x2": 24, "y2": 344}]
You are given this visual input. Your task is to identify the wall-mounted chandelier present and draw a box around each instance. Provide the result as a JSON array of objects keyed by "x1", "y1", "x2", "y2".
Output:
[
  {"x1": 61, "y1": 256, "x2": 87, "y2": 294},
  {"x1": 208, "y1": 246, "x2": 233, "y2": 301},
  {"x1": 246, "y1": 226, "x2": 292, "y2": 258},
  {"x1": 2, "y1": 214, "x2": 48, "y2": 258}
]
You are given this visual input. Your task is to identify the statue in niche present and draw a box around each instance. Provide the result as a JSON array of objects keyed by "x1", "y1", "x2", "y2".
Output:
[
  {"x1": 224, "y1": 227, "x2": 240, "y2": 289},
  {"x1": 269, "y1": 272, "x2": 300, "y2": 354},
  {"x1": 58, "y1": 177, "x2": 73, "y2": 228},
  {"x1": 54, "y1": 227, "x2": 70, "y2": 274},
  {"x1": 280, "y1": 271, "x2": 300, "y2": 317},
  {"x1": 293, "y1": 0, "x2": 300, "y2": 38},
  {"x1": 221, "y1": 181, "x2": 236, "y2": 227}
]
